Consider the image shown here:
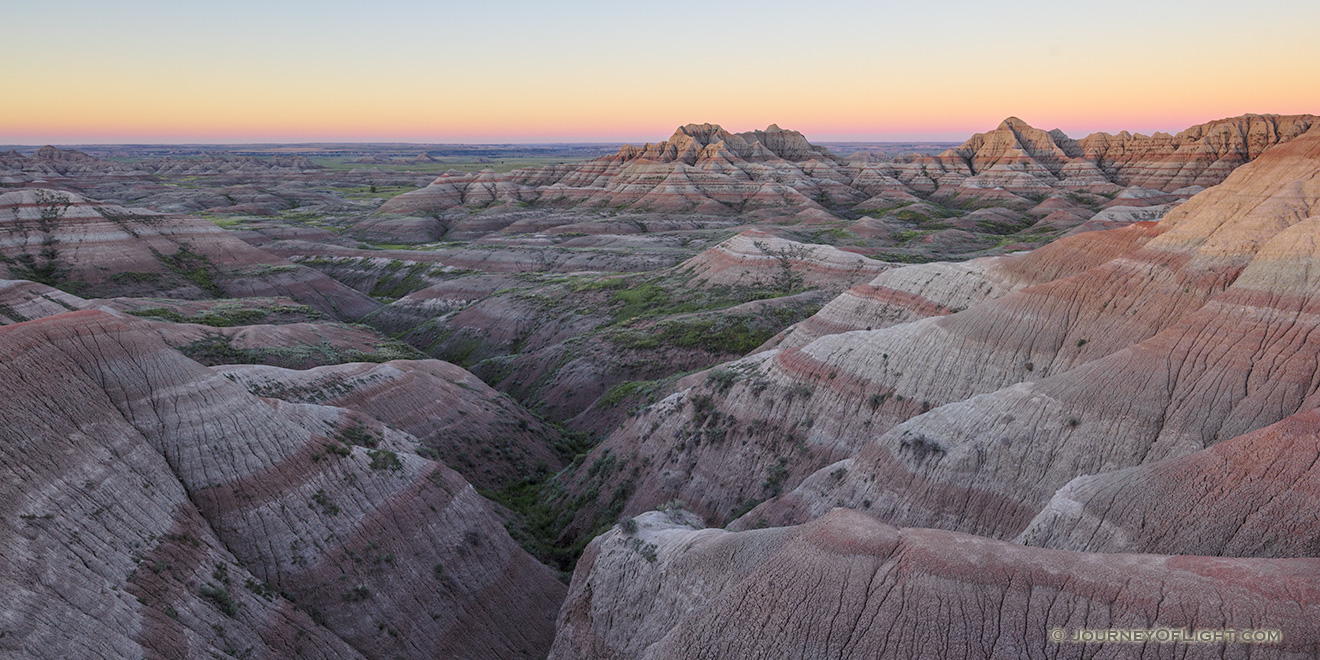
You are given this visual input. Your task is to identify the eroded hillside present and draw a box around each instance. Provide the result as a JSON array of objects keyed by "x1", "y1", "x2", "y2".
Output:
[
  {"x1": 5, "y1": 116, "x2": 1319, "y2": 659},
  {"x1": 544, "y1": 128, "x2": 1320, "y2": 658}
]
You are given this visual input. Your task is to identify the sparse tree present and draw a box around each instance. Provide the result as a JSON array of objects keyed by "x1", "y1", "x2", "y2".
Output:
[{"x1": 754, "y1": 240, "x2": 810, "y2": 294}]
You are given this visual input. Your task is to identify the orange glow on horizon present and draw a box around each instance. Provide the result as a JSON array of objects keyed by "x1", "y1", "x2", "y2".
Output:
[
  {"x1": 10, "y1": 103, "x2": 1319, "y2": 145},
  {"x1": 6, "y1": 0, "x2": 1317, "y2": 145},
  {"x1": 9, "y1": 70, "x2": 1315, "y2": 144}
]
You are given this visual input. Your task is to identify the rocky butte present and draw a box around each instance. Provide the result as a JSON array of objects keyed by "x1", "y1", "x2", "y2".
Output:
[
  {"x1": 374, "y1": 114, "x2": 1316, "y2": 244},
  {"x1": 1, "y1": 114, "x2": 1318, "y2": 659}
]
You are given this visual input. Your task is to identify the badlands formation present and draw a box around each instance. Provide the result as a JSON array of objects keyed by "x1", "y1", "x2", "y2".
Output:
[
  {"x1": 549, "y1": 129, "x2": 1320, "y2": 657},
  {"x1": 377, "y1": 115, "x2": 1316, "y2": 251},
  {"x1": 2, "y1": 114, "x2": 1319, "y2": 659}
]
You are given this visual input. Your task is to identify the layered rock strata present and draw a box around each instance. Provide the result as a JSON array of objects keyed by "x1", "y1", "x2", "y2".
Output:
[{"x1": 0, "y1": 311, "x2": 565, "y2": 659}]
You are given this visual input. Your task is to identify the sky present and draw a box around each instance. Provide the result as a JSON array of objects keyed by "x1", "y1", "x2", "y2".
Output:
[{"x1": 4, "y1": 0, "x2": 1318, "y2": 144}]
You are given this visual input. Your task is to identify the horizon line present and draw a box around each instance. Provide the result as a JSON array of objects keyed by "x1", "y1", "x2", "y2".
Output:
[
  {"x1": 4, "y1": 112, "x2": 1312, "y2": 148},
  {"x1": 1, "y1": 138, "x2": 969, "y2": 149}
]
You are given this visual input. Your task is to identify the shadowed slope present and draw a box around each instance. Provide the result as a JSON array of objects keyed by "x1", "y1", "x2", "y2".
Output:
[
  {"x1": 0, "y1": 311, "x2": 564, "y2": 659},
  {"x1": 215, "y1": 359, "x2": 567, "y2": 490}
]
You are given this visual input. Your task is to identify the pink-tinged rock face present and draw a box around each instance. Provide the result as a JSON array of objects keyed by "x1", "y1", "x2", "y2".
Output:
[
  {"x1": 744, "y1": 132, "x2": 1320, "y2": 538},
  {"x1": 551, "y1": 509, "x2": 1320, "y2": 659},
  {"x1": 1018, "y1": 406, "x2": 1320, "y2": 558},
  {"x1": 0, "y1": 311, "x2": 565, "y2": 659}
]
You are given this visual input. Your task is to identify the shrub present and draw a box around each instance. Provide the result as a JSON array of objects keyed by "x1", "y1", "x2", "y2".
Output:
[
  {"x1": 707, "y1": 369, "x2": 739, "y2": 394},
  {"x1": 762, "y1": 458, "x2": 790, "y2": 495},
  {"x1": 337, "y1": 424, "x2": 378, "y2": 448},
  {"x1": 200, "y1": 584, "x2": 238, "y2": 617},
  {"x1": 618, "y1": 517, "x2": 639, "y2": 534},
  {"x1": 311, "y1": 489, "x2": 340, "y2": 516},
  {"x1": 244, "y1": 578, "x2": 275, "y2": 601},
  {"x1": 628, "y1": 537, "x2": 659, "y2": 563},
  {"x1": 600, "y1": 380, "x2": 647, "y2": 408},
  {"x1": 368, "y1": 449, "x2": 402, "y2": 472},
  {"x1": 899, "y1": 433, "x2": 945, "y2": 460}
]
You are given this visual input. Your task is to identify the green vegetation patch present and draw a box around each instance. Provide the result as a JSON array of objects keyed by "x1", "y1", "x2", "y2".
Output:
[
  {"x1": 975, "y1": 216, "x2": 1035, "y2": 235},
  {"x1": 609, "y1": 283, "x2": 672, "y2": 323},
  {"x1": 367, "y1": 449, "x2": 403, "y2": 472},
  {"x1": 892, "y1": 204, "x2": 959, "y2": 225},
  {"x1": 109, "y1": 271, "x2": 161, "y2": 285},
  {"x1": 595, "y1": 377, "x2": 684, "y2": 412},
  {"x1": 180, "y1": 331, "x2": 424, "y2": 368},
  {"x1": 609, "y1": 302, "x2": 816, "y2": 356},
  {"x1": 199, "y1": 584, "x2": 238, "y2": 617},
  {"x1": 153, "y1": 245, "x2": 223, "y2": 297},
  {"x1": 126, "y1": 302, "x2": 322, "y2": 327},
  {"x1": 481, "y1": 448, "x2": 634, "y2": 579},
  {"x1": 1067, "y1": 191, "x2": 1103, "y2": 210},
  {"x1": 567, "y1": 276, "x2": 629, "y2": 293},
  {"x1": 370, "y1": 262, "x2": 432, "y2": 300},
  {"x1": 609, "y1": 316, "x2": 776, "y2": 355},
  {"x1": 855, "y1": 201, "x2": 915, "y2": 216},
  {"x1": 207, "y1": 217, "x2": 246, "y2": 229},
  {"x1": 605, "y1": 280, "x2": 789, "y2": 326},
  {"x1": 598, "y1": 380, "x2": 656, "y2": 409},
  {"x1": 890, "y1": 229, "x2": 934, "y2": 245},
  {"x1": 874, "y1": 252, "x2": 943, "y2": 264},
  {"x1": 335, "y1": 185, "x2": 416, "y2": 200}
]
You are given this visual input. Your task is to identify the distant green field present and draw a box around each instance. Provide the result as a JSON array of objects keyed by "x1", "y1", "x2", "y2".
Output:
[
  {"x1": 311, "y1": 157, "x2": 587, "y2": 174},
  {"x1": 205, "y1": 216, "x2": 246, "y2": 228},
  {"x1": 333, "y1": 185, "x2": 417, "y2": 200}
]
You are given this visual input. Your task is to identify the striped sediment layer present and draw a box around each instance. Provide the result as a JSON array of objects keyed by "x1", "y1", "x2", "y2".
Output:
[
  {"x1": 0, "y1": 311, "x2": 565, "y2": 659},
  {"x1": 0, "y1": 189, "x2": 379, "y2": 319}
]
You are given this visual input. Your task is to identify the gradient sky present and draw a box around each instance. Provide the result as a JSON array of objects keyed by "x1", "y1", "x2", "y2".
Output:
[{"x1": 4, "y1": 0, "x2": 1318, "y2": 144}]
